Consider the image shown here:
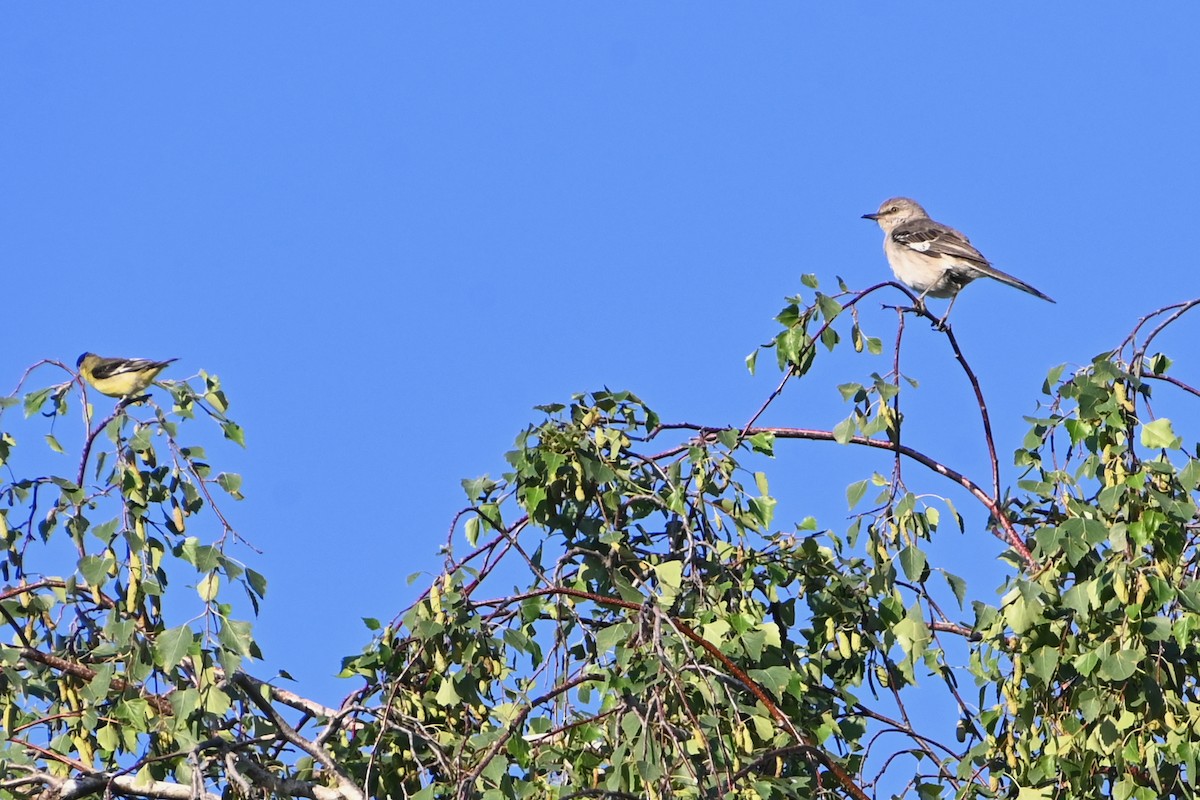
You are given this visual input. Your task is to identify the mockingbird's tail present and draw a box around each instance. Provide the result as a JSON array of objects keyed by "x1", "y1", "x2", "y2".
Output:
[{"x1": 976, "y1": 264, "x2": 1055, "y2": 303}]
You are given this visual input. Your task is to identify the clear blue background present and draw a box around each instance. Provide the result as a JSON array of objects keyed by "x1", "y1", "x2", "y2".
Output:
[{"x1": 3, "y1": 4, "x2": 1197, "y2": 723}]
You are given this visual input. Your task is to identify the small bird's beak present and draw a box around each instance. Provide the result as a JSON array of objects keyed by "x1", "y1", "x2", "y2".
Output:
[{"x1": 861, "y1": 213, "x2": 880, "y2": 220}]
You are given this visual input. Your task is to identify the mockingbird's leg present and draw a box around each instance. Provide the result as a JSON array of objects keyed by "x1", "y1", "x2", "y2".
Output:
[
  {"x1": 911, "y1": 289, "x2": 930, "y2": 316},
  {"x1": 934, "y1": 293, "x2": 959, "y2": 331}
]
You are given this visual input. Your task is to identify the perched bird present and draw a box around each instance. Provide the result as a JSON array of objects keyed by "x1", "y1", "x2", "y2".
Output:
[
  {"x1": 76, "y1": 353, "x2": 178, "y2": 399},
  {"x1": 863, "y1": 197, "x2": 1054, "y2": 324}
]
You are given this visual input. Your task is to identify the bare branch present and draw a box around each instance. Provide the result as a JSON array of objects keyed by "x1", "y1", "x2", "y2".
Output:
[{"x1": 229, "y1": 672, "x2": 365, "y2": 800}]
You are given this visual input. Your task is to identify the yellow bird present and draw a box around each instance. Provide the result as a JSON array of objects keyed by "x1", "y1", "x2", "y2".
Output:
[{"x1": 76, "y1": 353, "x2": 178, "y2": 399}]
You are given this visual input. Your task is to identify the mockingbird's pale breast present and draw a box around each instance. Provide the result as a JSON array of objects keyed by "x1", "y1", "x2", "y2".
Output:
[{"x1": 881, "y1": 233, "x2": 974, "y2": 298}]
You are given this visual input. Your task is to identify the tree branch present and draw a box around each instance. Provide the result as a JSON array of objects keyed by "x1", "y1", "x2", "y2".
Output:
[
  {"x1": 229, "y1": 672, "x2": 365, "y2": 800},
  {"x1": 657, "y1": 423, "x2": 1037, "y2": 569}
]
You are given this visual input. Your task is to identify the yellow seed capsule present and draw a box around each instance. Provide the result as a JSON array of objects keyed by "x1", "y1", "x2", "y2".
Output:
[
  {"x1": 1115, "y1": 381, "x2": 1135, "y2": 413},
  {"x1": 837, "y1": 631, "x2": 853, "y2": 660},
  {"x1": 429, "y1": 582, "x2": 442, "y2": 618},
  {"x1": 1135, "y1": 573, "x2": 1151, "y2": 605},
  {"x1": 875, "y1": 664, "x2": 890, "y2": 687},
  {"x1": 125, "y1": 580, "x2": 140, "y2": 615},
  {"x1": 1004, "y1": 685, "x2": 1018, "y2": 717},
  {"x1": 173, "y1": 504, "x2": 186, "y2": 533}
]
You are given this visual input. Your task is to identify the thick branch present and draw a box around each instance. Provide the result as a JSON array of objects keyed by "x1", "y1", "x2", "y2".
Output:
[
  {"x1": 229, "y1": 672, "x2": 365, "y2": 800},
  {"x1": 227, "y1": 754, "x2": 352, "y2": 800},
  {"x1": 16, "y1": 646, "x2": 174, "y2": 716},
  {"x1": 0, "y1": 760, "x2": 221, "y2": 800},
  {"x1": 230, "y1": 670, "x2": 350, "y2": 725},
  {"x1": 55, "y1": 774, "x2": 221, "y2": 800}
]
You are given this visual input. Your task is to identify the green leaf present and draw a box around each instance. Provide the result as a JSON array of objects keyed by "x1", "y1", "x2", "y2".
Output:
[
  {"x1": 943, "y1": 571, "x2": 967, "y2": 608},
  {"x1": 246, "y1": 568, "x2": 268, "y2": 598},
  {"x1": 82, "y1": 662, "x2": 116, "y2": 702},
  {"x1": 179, "y1": 538, "x2": 221, "y2": 572},
  {"x1": 800, "y1": 273, "x2": 819, "y2": 289},
  {"x1": 434, "y1": 676, "x2": 460, "y2": 707},
  {"x1": 44, "y1": 434, "x2": 64, "y2": 454},
  {"x1": 1042, "y1": 363, "x2": 1067, "y2": 394},
  {"x1": 23, "y1": 387, "x2": 52, "y2": 418},
  {"x1": 1003, "y1": 584, "x2": 1045, "y2": 634},
  {"x1": 898, "y1": 545, "x2": 927, "y2": 582},
  {"x1": 216, "y1": 472, "x2": 244, "y2": 499},
  {"x1": 1027, "y1": 646, "x2": 1060, "y2": 684},
  {"x1": 97, "y1": 724, "x2": 119, "y2": 753},
  {"x1": 816, "y1": 293, "x2": 843, "y2": 322},
  {"x1": 943, "y1": 498, "x2": 965, "y2": 532},
  {"x1": 745, "y1": 350, "x2": 758, "y2": 375},
  {"x1": 221, "y1": 421, "x2": 246, "y2": 447},
  {"x1": 1097, "y1": 648, "x2": 1141, "y2": 682},
  {"x1": 1140, "y1": 418, "x2": 1180, "y2": 449},
  {"x1": 748, "y1": 495, "x2": 776, "y2": 529},
  {"x1": 832, "y1": 416, "x2": 855, "y2": 445},
  {"x1": 79, "y1": 555, "x2": 115, "y2": 587},
  {"x1": 846, "y1": 480, "x2": 869, "y2": 509},
  {"x1": 1146, "y1": 353, "x2": 1172, "y2": 375},
  {"x1": 461, "y1": 475, "x2": 497, "y2": 502},
  {"x1": 838, "y1": 382, "x2": 864, "y2": 402},
  {"x1": 1180, "y1": 458, "x2": 1200, "y2": 490},
  {"x1": 219, "y1": 618, "x2": 255, "y2": 657},
  {"x1": 155, "y1": 626, "x2": 195, "y2": 671},
  {"x1": 652, "y1": 561, "x2": 684, "y2": 607},
  {"x1": 893, "y1": 602, "x2": 932, "y2": 670},
  {"x1": 747, "y1": 431, "x2": 775, "y2": 456},
  {"x1": 595, "y1": 621, "x2": 632, "y2": 653},
  {"x1": 197, "y1": 571, "x2": 220, "y2": 602}
]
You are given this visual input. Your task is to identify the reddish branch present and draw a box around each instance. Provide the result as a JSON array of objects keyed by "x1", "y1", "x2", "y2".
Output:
[
  {"x1": 939, "y1": 323, "x2": 1001, "y2": 499},
  {"x1": 658, "y1": 423, "x2": 1037, "y2": 569},
  {"x1": 729, "y1": 280, "x2": 1030, "y2": 570},
  {"x1": 16, "y1": 646, "x2": 175, "y2": 716}
]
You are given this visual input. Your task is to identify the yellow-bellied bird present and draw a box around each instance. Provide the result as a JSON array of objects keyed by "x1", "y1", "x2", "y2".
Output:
[{"x1": 76, "y1": 353, "x2": 178, "y2": 399}]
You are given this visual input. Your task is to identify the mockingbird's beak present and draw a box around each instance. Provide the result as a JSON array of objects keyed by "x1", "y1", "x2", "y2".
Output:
[{"x1": 861, "y1": 213, "x2": 880, "y2": 220}]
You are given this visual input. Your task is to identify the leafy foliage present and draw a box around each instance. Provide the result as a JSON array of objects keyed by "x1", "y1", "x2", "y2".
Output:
[{"x1": 3, "y1": 290, "x2": 1200, "y2": 800}]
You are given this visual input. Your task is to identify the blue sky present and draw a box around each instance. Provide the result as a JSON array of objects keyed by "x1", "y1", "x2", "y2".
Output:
[{"x1": 3, "y1": 4, "x2": 1198, "y2": 718}]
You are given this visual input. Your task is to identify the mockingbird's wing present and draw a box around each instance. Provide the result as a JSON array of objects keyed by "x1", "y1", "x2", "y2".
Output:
[
  {"x1": 891, "y1": 219, "x2": 989, "y2": 268},
  {"x1": 891, "y1": 219, "x2": 1054, "y2": 302}
]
